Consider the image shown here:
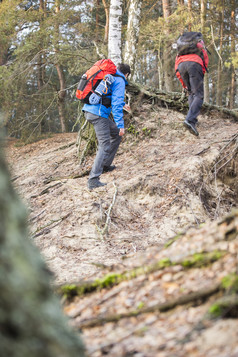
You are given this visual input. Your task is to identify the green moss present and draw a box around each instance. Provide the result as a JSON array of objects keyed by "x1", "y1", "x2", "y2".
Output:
[
  {"x1": 221, "y1": 274, "x2": 238, "y2": 292},
  {"x1": 208, "y1": 303, "x2": 223, "y2": 318},
  {"x1": 181, "y1": 250, "x2": 225, "y2": 268},
  {"x1": 208, "y1": 296, "x2": 238, "y2": 319},
  {"x1": 59, "y1": 251, "x2": 225, "y2": 300},
  {"x1": 94, "y1": 273, "x2": 121, "y2": 289},
  {"x1": 164, "y1": 233, "x2": 183, "y2": 248},
  {"x1": 137, "y1": 302, "x2": 145, "y2": 310}
]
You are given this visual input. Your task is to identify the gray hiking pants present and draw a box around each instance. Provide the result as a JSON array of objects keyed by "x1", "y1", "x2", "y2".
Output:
[
  {"x1": 177, "y1": 62, "x2": 204, "y2": 124},
  {"x1": 85, "y1": 112, "x2": 121, "y2": 180}
]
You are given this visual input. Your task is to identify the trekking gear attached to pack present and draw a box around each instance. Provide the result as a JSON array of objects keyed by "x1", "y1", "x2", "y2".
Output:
[
  {"x1": 76, "y1": 59, "x2": 117, "y2": 105},
  {"x1": 176, "y1": 32, "x2": 203, "y2": 56},
  {"x1": 89, "y1": 74, "x2": 115, "y2": 105}
]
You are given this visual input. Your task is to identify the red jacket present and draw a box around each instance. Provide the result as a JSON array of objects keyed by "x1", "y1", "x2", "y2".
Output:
[{"x1": 175, "y1": 48, "x2": 209, "y2": 88}]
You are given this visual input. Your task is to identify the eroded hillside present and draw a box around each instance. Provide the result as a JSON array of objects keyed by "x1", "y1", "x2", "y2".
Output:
[
  {"x1": 7, "y1": 101, "x2": 238, "y2": 285},
  {"x1": 6, "y1": 98, "x2": 238, "y2": 356}
]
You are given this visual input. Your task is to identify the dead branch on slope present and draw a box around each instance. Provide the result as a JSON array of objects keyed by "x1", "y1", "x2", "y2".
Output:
[{"x1": 76, "y1": 283, "x2": 221, "y2": 329}]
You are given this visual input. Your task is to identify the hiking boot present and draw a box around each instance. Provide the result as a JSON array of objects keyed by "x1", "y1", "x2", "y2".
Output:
[
  {"x1": 183, "y1": 120, "x2": 199, "y2": 136},
  {"x1": 103, "y1": 165, "x2": 116, "y2": 173},
  {"x1": 88, "y1": 178, "x2": 107, "y2": 190}
]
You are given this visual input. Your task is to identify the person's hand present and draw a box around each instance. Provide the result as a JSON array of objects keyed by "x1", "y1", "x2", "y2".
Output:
[
  {"x1": 119, "y1": 128, "x2": 125, "y2": 136},
  {"x1": 123, "y1": 104, "x2": 131, "y2": 112}
]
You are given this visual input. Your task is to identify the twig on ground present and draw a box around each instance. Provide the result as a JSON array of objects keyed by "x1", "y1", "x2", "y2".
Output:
[
  {"x1": 96, "y1": 182, "x2": 118, "y2": 239},
  {"x1": 31, "y1": 213, "x2": 71, "y2": 238}
]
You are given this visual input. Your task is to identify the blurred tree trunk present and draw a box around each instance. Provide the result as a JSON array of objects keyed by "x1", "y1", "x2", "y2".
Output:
[
  {"x1": 229, "y1": 0, "x2": 236, "y2": 109},
  {"x1": 124, "y1": 0, "x2": 142, "y2": 76},
  {"x1": 216, "y1": 0, "x2": 224, "y2": 106},
  {"x1": 0, "y1": 128, "x2": 85, "y2": 357},
  {"x1": 201, "y1": 0, "x2": 209, "y2": 103},
  {"x1": 108, "y1": 0, "x2": 123, "y2": 65}
]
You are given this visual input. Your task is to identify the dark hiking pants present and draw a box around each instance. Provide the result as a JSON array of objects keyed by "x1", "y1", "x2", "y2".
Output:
[
  {"x1": 178, "y1": 61, "x2": 204, "y2": 124},
  {"x1": 85, "y1": 112, "x2": 121, "y2": 180}
]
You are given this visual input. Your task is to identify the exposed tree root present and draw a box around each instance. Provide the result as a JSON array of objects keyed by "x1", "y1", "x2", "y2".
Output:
[{"x1": 127, "y1": 83, "x2": 238, "y2": 120}]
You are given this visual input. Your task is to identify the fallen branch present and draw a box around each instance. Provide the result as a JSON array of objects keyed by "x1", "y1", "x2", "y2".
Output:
[
  {"x1": 31, "y1": 182, "x2": 63, "y2": 198},
  {"x1": 77, "y1": 283, "x2": 221, "y2": 329},
  {"x1": 58, "y1": 251, "x2": 226, "y2": 299},
  {"x1": 43, "y1": 170, "x2": 90, "y2": 184}
]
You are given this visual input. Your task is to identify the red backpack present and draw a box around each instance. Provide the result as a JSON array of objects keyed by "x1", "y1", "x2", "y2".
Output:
[{"x1": 76, "y1": 59, "x2": 117, "y2": 104}]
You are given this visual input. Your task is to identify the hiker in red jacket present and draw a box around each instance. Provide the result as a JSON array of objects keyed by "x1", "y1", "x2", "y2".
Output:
[{"x1": 175, "y1": 38, "x2": 209, "y2": 136}]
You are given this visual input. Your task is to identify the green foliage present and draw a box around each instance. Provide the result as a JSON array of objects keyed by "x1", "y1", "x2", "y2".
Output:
[{"x1": 0, "y1": 0, "x2": 237, "y2": 141}]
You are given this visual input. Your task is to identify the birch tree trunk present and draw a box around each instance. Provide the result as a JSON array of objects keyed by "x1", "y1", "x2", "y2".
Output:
[
  {"x1": 124, "y1": 0, "x2": 142, "y2": 74},
  {"x1": 108, "y1": 0, "x2": 123, "y2": 65},
  {"x1": 201, "y1": 0, "x2": 209, "y2": 103}
]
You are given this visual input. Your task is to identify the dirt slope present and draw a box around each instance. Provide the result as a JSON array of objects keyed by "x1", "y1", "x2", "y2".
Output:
[
  {"x1": 6, "y1": 104, "x2": 238, "y2": 286},
  {"x1": 6, "y1": 102, "x2": 238, "y2": 356}
]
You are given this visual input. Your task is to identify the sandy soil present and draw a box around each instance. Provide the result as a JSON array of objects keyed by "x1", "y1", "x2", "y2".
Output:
[{"x1": 6, "y1": 104, "x2": 238, "y2": 285}]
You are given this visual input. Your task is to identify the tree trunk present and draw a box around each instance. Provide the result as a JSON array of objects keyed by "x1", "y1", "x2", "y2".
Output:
[
  {"x1": 108, "y1": 0, "x2": 123, "y2": 65},
  {"x1": 216, "y1": 0, "x2": 224, "y2": 106},
  {"x1": 102, "y1": 0, "x2": 109, "y2": 43},
  {"x1": 162, "y1": 0, "x2": 174, "y2": 92},
  {"x1": 0, "y1": 130, "x2": 85, "y2": 357},
  {"x1": 201, "y1": 0, "x2": 209, "y2": 103},
  {"x1": 123, "y1": 0, "x2": 142, "y2": 75},
  {"x1": 55, "y1": 63, "x2": 67, "y2": 133},
  {"x1": 54, "y1": 0, "x2": 67, "y2": 132},
  {"x1": 229, "y1": 0, "x2": 236, "y2": 109},
  {"x1": 38, "y1": 0, "x2": 46, "y2": 133},
  {"x1": 95, "y1": 0, "x2": 100, "y2": 41},
  {"x1": 187, "y1": 0, "x2": 192, "y2": 30}
]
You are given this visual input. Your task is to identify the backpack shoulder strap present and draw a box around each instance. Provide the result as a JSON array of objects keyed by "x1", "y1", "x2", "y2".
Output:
[{"x1": 112, "y1": 74, "x2": 126, "y2": 83}]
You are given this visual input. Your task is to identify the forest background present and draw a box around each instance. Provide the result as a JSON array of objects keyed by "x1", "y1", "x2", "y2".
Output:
[{"x1": 0, "y1": 0, "x2": 237, "y2": 142}]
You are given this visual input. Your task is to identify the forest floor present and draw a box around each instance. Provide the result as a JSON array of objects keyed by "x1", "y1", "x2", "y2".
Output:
[{"x1": 6, "y1": 98, "x2": 238, "y2": 356}]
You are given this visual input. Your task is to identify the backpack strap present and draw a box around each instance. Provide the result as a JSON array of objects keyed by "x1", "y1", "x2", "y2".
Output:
[{"x1": 112, "y1": 74, "x2": 127, "y2": 84}]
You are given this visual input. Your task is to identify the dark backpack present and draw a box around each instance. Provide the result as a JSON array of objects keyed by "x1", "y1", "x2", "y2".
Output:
[
  {"x1": 177, "y1": 32, "x2": 203, "y2": 56},
  {"x1": 76, "y1": 59, "x2": 117, "y2": 105}
]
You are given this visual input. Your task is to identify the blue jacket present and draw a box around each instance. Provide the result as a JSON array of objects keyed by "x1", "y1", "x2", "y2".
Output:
[{"x1": 82, "y1": 70, "x2": 127, "y2": 129}]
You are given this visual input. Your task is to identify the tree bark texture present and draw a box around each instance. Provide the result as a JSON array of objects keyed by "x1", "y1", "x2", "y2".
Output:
[
  {"x1": 216, "y1": 0, "x2": 224, "y2": 106},
  {"x1": 108, "y1": 0, "x2": 123, "y2": 65},
  {"x1": 201, "y1": 0, "x2": 209, "y2": 103},
  {"x1": 55, "y1": 63, "x2": 68, "y2": 133},
  {"x1": 0, "y1": 131, "x2": 85, "y2": 356},
  {"x1": 124, "y1": 0, "x2": 142, "y2": 75},
  {"x1": 162, "y1": 0, "x2": 174, "y2": 92},
  {"x1": 229, "y1": 0, "x2": 236, "y2": 109},
  {"x1": 102, "y1": 0, "x2": 110, "y2": 43},
  {"x1": 54, "y1": 1, "x2": 67, "y2": 133}
]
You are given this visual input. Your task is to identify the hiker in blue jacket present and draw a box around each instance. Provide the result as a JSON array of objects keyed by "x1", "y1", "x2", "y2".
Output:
[{"x1": 83, "y1": 63, "x2": 131, "y2": 190}]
